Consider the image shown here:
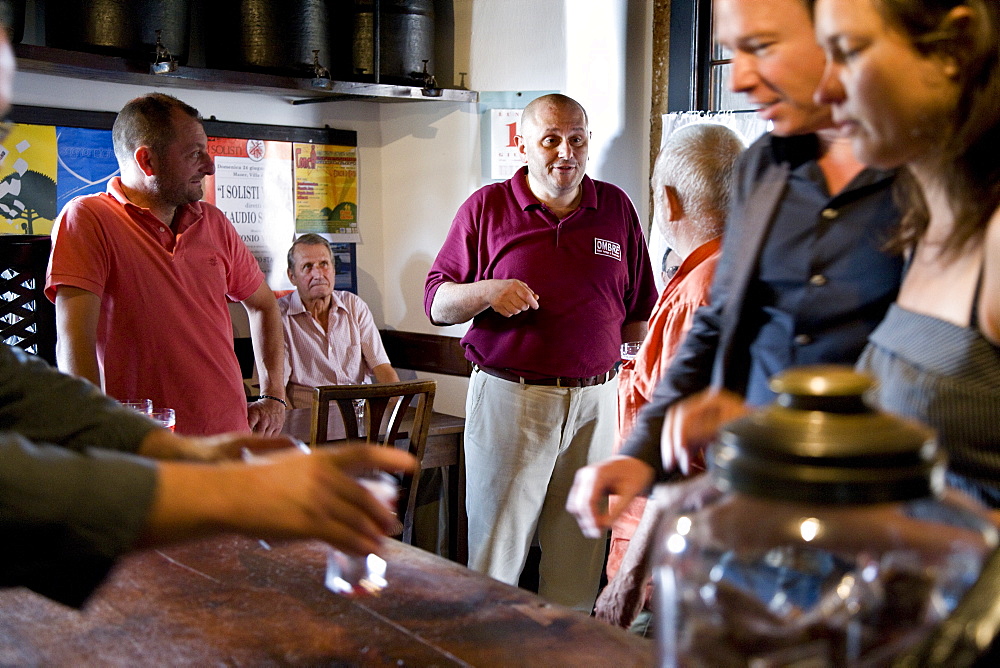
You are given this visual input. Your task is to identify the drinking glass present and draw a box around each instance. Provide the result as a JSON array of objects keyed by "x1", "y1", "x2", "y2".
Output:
[
  {"x1": 325, "y1": 472, "x2": 398, "y2": 597},
  {"x1": 621, "y1": 341, "x2": 642, "y2": 362},
  {"x1": 122, "y1": 399, "x2": 153, "y2": 415},
  {"x1": 352, "y1": 398, "x2": 366, "y2": 438},
  {"x1": 151, "y1": 408, "x2": 176, "y2": 432}
]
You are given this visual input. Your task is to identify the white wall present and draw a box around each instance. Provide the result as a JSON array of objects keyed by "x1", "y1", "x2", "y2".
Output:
[{"x1": 12, "y1": 0, "x2": 652, "y2": 416}]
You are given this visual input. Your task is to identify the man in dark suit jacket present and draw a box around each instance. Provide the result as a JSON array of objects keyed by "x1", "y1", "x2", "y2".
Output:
[{"x1": 567, "y1": 0, "x2": 903, "y2": 540}]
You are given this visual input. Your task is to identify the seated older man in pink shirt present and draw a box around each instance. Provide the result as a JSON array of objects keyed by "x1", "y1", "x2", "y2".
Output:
[{"x1": 279, "y1": 235, "x2": 399, "y2": 432}]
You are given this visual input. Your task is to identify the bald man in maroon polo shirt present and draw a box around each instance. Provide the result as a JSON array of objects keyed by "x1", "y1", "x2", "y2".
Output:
[{"x1": 425, "y1": 94, "x2": 657, "y2": 612}]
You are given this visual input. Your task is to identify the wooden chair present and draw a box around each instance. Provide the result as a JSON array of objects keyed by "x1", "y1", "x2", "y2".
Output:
[{"x1": 310, "y1": 380, "x2": 437, "y2": 546}]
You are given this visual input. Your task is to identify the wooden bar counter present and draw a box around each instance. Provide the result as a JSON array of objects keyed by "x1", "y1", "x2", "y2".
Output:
[{"x1": 0, "y1": 535, "x2": 654, "y2": 666}]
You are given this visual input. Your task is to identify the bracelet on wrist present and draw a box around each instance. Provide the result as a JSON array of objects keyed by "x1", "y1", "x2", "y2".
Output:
[{"x1": 259, "y1": 394, "x2": 287, "y2": 407}]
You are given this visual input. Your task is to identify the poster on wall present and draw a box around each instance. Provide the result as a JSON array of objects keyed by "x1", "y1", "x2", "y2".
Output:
[
  {"x1": 478, "y1": 91, "x2": 557, "y2": 183},
  {"x1": 489, "y1": 108, "x2": 524, "y2": 180},
  {"x1": 203, "y1": 137, "x2": 295, "y2": 290},
  {"x1": 0, "y1": 124, "x2": 58, "y2": 235},
  {"x1": 293, "y1": 143, "x2": 359, "y2": 241},
  {"x1": 330, "y1": 242, "x2": 357, "y2": 292},
  {"x1": 1, "y1": 111, "x2": 360, "y2": 294},
  {"x1": 54, "y1": 126, "x2": 119, "y2": 212}
]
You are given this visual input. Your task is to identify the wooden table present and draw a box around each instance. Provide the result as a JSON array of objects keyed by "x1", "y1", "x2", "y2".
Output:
[{"x1": 0, "y1": 536, "x2": 655, "y2": 666}]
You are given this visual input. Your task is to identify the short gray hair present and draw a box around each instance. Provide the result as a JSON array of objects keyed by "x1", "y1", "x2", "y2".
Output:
[{"x1": 652, "y1": 124, "x2": 745, "y2": 239}]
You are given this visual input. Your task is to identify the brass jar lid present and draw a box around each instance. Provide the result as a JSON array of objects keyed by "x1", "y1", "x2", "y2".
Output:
[{"x1": 710, "y1": 366, "x2": 943, "y2": 504}]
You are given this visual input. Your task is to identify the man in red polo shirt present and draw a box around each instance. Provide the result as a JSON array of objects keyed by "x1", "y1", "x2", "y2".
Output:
[
  {"x1": 46, "y1": 93, "x2": 286, "y2": 436},
  {"x1": 425, "y1": 94, "x2": 658, "y2": 612},
  {"x1": 0, "y1": 26, "x2": 412, "y2": 610}
]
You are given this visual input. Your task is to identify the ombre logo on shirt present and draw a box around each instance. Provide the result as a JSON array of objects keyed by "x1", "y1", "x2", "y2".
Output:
[{"x1": 595, "y1": 238, "x2": 621, "y2": 261}]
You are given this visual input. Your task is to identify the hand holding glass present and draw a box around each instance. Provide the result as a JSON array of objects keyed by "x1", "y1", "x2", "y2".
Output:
[{"x1": 325, "y1": 472, "x2": 398, "y2": 597}]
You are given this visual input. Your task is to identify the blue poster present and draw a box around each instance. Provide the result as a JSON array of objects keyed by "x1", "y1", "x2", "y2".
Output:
[
  {"x1": 55, "y1": 126, "x2": 119, "y2": 212},
  {"x1": 330, "y1": 242, "x2": 357, "y2": 293}
]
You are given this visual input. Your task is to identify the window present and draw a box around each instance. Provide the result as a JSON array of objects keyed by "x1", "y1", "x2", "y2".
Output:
[{"x1": 665, "y1": 0, "x2": 751, "y2": 112}]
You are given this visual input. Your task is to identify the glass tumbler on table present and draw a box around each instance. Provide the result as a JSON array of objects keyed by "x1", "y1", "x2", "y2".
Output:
[
  {"x1": 352, "y1": 398, "x2": 366, "y2": 438},
  {"x1": 325, "y1": 471, "x2": 399, "y2": 597}
]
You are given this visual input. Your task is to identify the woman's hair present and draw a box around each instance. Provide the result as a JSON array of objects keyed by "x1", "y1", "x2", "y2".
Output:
[{"x1": 875, "y1": 0, "x2": 1000, "y2": 254}]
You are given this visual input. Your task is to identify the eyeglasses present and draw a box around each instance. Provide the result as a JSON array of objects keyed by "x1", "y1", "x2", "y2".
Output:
[{"x1": 0, "y1": 120, "x2": 13, "y2": 143}]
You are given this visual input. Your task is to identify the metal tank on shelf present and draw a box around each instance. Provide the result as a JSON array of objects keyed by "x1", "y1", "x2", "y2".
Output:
[
  {"x1": 352, "y1": 0, "x2": 435, "y2": 85},
  {"x1": 202, "y1": 0, "x2": 338, "y2": 78},
  {"x1": 45, "y1": 0, "x2": 191, "y2": 65}
]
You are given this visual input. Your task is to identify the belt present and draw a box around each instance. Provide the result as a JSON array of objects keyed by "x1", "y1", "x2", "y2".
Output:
[{"x1": 474, "y1": 364, "x2": 617, "y2": 388}]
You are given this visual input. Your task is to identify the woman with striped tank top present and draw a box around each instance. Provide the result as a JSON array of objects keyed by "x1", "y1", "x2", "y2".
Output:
[{"x1": 813, "y1": 0, "x2": 1000, "y2": 506}]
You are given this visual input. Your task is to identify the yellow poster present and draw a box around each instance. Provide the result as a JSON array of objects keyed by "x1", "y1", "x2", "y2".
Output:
[
  {"x1": 0, "y1": 125, "x2": 58, "y2": 235},
  {"x1": 294, "y1": 143, "x2": 359, "y2": 241}
]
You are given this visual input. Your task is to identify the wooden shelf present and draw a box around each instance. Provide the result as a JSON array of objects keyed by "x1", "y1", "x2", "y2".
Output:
[{"x1": 13, "y1": 43, "x2": 478, "y2": 105}]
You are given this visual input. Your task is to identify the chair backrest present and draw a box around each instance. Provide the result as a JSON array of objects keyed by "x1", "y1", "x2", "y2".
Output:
[
  {"x1": 310, "y1": 380, "x2": 438, "y2": 546},
  {"x1": 309, "y1": 379, "x2": 437, "y2": 448}
]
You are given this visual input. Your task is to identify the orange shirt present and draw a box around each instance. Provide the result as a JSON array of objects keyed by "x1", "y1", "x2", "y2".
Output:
[
  {"x1": 46, "y1": 178, "x2": 263, "y2": 436},
  {"x1": 606, "y1": 237, "x2": 722, "y2": 586}
]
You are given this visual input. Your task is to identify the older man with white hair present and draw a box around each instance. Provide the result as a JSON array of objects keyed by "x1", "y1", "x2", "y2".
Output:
[{"x1": 598, "y1": 123, "x2": 745, "y2": 632}]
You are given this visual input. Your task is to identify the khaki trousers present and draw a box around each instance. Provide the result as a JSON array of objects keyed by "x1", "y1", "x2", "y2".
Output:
[{"x1": 464, "y1": 368, "x2": 616, "y2": 612}]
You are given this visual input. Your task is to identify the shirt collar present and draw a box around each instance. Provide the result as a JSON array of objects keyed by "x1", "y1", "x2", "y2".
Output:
[
  {"x1": 684, "y1": 235, "x2": 722, "y2": 268},
  {"x1": 769, "y1": 133, "x2": 821, "y2": 169},
  {"x1": 510, "y1": 165, "x2": 598, "y2": 211},
  {"x1": 287, "y1": 288, "x2": 347, "y2": 316},
  {"x1": 667, "y1": 236, "x2": 722, "y2": 288},
  {"x1": 771, "y1": 133, "x2": 896, "y2": 191}
]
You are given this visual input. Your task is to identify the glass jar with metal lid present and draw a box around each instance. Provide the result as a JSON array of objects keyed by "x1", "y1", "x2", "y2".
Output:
[{"x1": 653, "y1": 366, "x2": 998, "y2": 666}]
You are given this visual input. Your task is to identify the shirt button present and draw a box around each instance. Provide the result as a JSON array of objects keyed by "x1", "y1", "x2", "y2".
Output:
[
  {"x1": 160, "y1": 227, "x2": 167, "y2": 233},
  {"x1": 794, "y1": 334, "x2": 812, "y2": 345},
  {"x1": 821, "y1": 208, "x2": 838, "y2": 220},
  {"x1": 809, "y1": 274, "x2": 827, "y2": 286}
]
